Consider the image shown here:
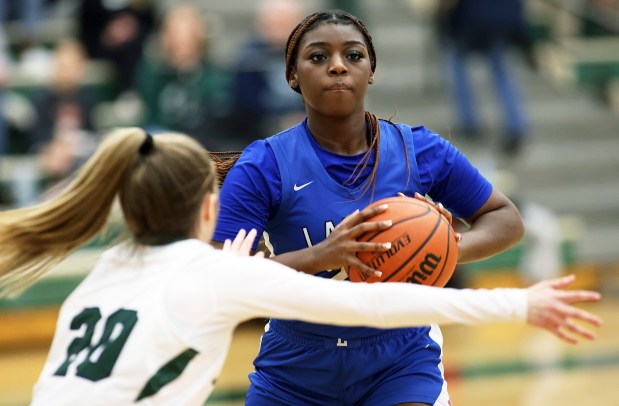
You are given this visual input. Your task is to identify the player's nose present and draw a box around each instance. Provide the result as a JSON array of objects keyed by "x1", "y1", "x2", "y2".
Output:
[{"x1": 329, "y1": 54, "x2": 348, "y2": 75}]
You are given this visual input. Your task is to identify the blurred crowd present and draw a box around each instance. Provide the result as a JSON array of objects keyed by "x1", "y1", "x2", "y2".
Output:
[
  {"x1": 0, "y1": 0, "x2": 307, "y2": 208},
  {"x1": 0, "y1": 0, "x2": 616, "y2": 213}
]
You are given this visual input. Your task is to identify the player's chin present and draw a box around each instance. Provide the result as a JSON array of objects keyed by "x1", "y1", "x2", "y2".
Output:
[{"x1": 318, "y1": 101, "x2": 359, "y2": 117}]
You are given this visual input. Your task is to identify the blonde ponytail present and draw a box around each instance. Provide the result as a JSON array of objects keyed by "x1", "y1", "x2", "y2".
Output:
[
  {"x1": 0, "y1": 126, "x2": 218, "y2": 297},
  {"x1": 0, "y1": 128, "x2": 147, "y2": 296}
]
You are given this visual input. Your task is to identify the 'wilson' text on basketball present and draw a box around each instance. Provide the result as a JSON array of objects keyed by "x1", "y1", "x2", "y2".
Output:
[{"x1": 406, "y1": 253, "x2": 443, "y2": 284}]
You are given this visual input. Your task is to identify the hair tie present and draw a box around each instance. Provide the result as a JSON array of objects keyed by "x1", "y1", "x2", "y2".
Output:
[{"x1": 139, "y1": 132, "x2": 154, "y2": 155}]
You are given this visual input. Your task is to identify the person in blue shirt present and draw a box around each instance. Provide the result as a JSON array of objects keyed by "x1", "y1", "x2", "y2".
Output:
[{"x1": 212, "y1": 9, "x2": 525, "y2": 406}]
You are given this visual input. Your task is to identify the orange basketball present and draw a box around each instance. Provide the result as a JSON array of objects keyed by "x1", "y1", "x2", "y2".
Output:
[{"x1": 348, "y1": 196, "x2": 458, "y2": 287}]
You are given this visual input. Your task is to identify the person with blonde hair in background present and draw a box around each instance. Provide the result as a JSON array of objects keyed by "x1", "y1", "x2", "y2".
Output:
[{"x1": 0, "y1": 128, "x2": 601, "y2": 405}]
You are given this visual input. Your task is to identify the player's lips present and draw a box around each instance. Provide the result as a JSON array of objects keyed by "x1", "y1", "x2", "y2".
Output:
[{"x1": 326, "y1": 83, "x2": 352, "y2": 91}]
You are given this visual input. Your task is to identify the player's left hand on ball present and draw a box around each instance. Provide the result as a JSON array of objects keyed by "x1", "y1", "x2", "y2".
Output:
[
  {"x1": 316, "y1": 203, "x2": 392, "y2": 279},
  {"x1": 222, "y1": 228, "x2": 265, "y2": 258},
  {"x1": 398, "y1": 192, "x2": 461, "y2": 242},
  {"x1": 526, "y1": 274, "x2": 602, "y2": 344}
]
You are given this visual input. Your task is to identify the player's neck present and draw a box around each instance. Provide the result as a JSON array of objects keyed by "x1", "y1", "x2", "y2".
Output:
[{"x1": 306, "y1": 112, "x2": 369, "y2": 155}]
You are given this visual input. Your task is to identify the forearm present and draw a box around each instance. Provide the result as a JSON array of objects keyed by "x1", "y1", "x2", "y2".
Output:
[
  {"x1": 214, "y1": 238, "x2": 335, "y2": 275},
  {"x1": 300, "y1": 284, "x2": 528, "y2": 327},
  {"x1": 270, "y1": 245, "x2": 328, "y2": 275},
  {"x1": 362, "y1": 285, "x2": 528, "y2": 327},
  {"x1": 458, "y1": 206, "x2": 524, "y2": 263},
  {"x1": 228, "y1": 258, "x2": 528, "y2": 328}
]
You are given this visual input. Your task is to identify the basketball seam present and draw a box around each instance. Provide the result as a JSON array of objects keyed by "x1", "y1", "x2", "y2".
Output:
[
  {"x1": 362, "y1": 204, "x2": 432, "y2": 242},
  {"x1": 430, "y1": 216, "x2": 452, "y2": 286},
  {"x1": 383, "y1": 212, "x2": 443, "y2": 282}
]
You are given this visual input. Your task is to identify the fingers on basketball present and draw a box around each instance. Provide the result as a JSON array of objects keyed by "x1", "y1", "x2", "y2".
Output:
[{"x1": 348, "y1": 196, "x2": 458, "y2": 287}]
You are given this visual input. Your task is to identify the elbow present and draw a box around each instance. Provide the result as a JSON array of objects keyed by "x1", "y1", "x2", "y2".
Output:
[
  {"x1": 500, "y1": 202, "x2": 525, "y2": 248},
  {"x1": 510, "y1": 202, "x2": 526, "y2": 245},
  {"x1": 512, "y1": 216, "x2": 525, "y2": 245}
]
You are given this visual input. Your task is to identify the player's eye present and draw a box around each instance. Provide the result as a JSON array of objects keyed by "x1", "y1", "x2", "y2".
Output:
[
  {"x1": 348, "y1": 51, "x2": 364, "y2": 62},
  {"x1": 309, "y1": 52, "x2": 327, "y2": 62}
]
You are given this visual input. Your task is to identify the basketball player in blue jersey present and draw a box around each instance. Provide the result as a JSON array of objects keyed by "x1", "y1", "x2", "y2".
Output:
[
  {"x1": 212, "y1": 9, "x2": 526, "y2": 406},
  {"x1": 0, "y1": 127, "x2": 601, "y2": 405}
]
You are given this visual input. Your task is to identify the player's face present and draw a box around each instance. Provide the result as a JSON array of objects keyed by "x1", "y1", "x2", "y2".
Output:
[{"x1": 290, "y1": 23, "x2": 373, "y2": 118}]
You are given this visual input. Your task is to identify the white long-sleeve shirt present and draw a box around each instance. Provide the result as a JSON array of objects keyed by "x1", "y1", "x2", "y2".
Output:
[{"x1": 31, "y1": 239, "x2": 526, "y2": 405}]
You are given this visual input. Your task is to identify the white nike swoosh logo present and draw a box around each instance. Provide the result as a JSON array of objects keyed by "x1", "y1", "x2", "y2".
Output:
[{"x1": 293, "y1": 181, "x2": 314, "y2": 191}]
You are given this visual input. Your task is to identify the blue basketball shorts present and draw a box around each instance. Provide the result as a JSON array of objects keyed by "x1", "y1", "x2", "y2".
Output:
[{"x1": 245, "y1": 321, "x2": 451, "y2": 406}]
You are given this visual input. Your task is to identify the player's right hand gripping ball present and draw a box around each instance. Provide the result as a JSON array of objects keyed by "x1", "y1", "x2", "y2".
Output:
[{"x1": 348, "y1": 196, "x2": 458, "y2": 287}]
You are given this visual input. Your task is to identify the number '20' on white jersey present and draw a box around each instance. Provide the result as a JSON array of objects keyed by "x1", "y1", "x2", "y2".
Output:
[{"x1": 31, "y1": 239, "x2": 527, "y2": 405}]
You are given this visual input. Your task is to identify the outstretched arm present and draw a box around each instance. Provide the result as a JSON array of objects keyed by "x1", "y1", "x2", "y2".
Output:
[
  {"x1": 223, "y1": 258, "x2": 602, "y2": 344},
  {"x1": 218, "y1": 230, "x2": 602, "y2": 344}
]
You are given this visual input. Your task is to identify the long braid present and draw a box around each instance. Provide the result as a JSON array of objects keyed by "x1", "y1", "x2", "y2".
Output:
[
  {"x1": 344, "y1": 111, "x2": 380, "y2": 198},
  {"x1": 209, "y1": 151, "x2": 242, "y2": 189},
  {"x1": 348, "y1": 113, "x2": 411, "y2": 201}
]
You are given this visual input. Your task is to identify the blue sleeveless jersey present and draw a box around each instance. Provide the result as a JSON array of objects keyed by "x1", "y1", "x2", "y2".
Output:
[{"x1": 265, "y1": 120, "x2": 421, "y2": 339}]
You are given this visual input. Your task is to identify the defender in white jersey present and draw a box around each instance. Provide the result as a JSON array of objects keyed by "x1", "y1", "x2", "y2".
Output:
[{"x1": 0, "y1": 128, "x2": 601, "y2": 405}]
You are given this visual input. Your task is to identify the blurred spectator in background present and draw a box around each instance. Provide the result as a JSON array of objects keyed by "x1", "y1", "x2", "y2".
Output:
[
  {"x1": 0, "y1": 28, "x2": 11, "y2": 206},
  {"x1": 0, "y1": 0, "x2": 51, "y2": 159},
  {"x1": 76, "y1": 0, "x2": 155, "y2": 97},
  {"x1": 579, "y1": 0, "x2": 619, "y2": 103},
  {"x1": 0, "y1": 0, "x2": 47, "y2": 54},
  {"x1": 28, "y1": 39, "x2": 98, "y2": 199},
  {"x1": 133, "y1": 3, "x2": 229, "y2": 150},
  {"x1": 517, "y1": 197, "x2": 564, "y2": 283},
  {"x1": 437, "y1": 0, "x2": 531, "y2": 155},
  {"x1": 0, "y1": 29, "x2": 11, "y2": 158},
  {"x1": 228, "y1": 0, "x2": 305, "y2": 144}
]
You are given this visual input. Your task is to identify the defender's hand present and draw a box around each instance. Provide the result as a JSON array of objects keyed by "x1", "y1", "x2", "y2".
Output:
[
  {"x1": 526, "y1": 274, "x2": 602, "y2": 344},
  {"x1": 222, "y1": 229, "x2": 265, "y2": 258}
]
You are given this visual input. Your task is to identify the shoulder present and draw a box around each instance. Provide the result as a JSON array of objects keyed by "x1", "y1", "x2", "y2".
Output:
[
  {"x1": 235, "y1": 139, "x2": 276, "y2": 168},
  {"x1": 220, "y1": 139, "x2": 281, "y2": 201},
  {"x1": 222, "y1": 130, "x2": 300, "y2": 185},
  {"x1": 398, "y1": 123, "x2": 444, "y2": 141},
  {"x1": 265, "y1": 122, "x2": 305, "y2": 143},
  {"x1": 381, "y1": 121, "x2": 438, "y2": 138},
  {"x1": 383, "y1": 122, "x2": 450, "y2": 151},
  {"x1": 411, "y1": 125, "x2": 454, "y2": 154}
]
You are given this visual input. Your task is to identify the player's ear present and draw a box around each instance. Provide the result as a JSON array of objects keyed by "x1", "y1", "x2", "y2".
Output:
[
  {"x1": 288, "y1": 68, "x2": 299, "y2": 89},
  {"x1": 200, "y1": 192, "x2": 219, "y2": 222},
  {"x1": 197, "y1": 192, "x2": 219, "y2": 242},
  {"x1": 368, "y1": 74, "x2": 374, "y2": 84}
]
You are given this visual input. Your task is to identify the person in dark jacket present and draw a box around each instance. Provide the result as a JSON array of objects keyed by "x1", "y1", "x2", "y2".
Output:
[{"x1": 438, "y1": 0, "x2": 531, "y2": 154}]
